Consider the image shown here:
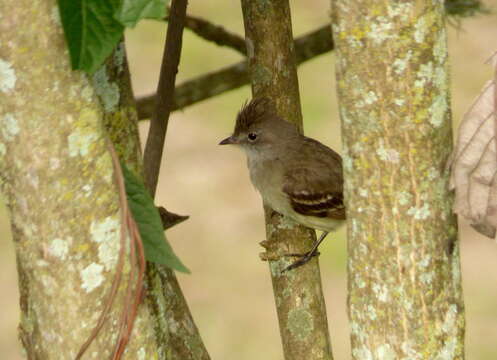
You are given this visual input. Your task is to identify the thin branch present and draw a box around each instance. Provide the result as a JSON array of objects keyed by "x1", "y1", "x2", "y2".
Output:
[
  {"x1": 180, "y1": 13, "x2": 246, "y2": 54},
  {"x1": 143, "y1": 0, "x2": 189, "y2": 196},
  {"x1": 240, "y1": 0, "x2": 333, "y2": 359},
  {"x1": 136, "y1": 25, "x2": 333, "y2": 120}
]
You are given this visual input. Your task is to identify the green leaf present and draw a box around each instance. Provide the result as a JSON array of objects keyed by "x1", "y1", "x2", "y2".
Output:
[
  {"x1": 114, "y1": 0, "x2": 170, "y2": 28},
  {"x1": 57, "y1": 0, "x2": 124, "y2": 73},
  {"x1": 121, "y1": 163, "x2": 190, "y2": 273}
]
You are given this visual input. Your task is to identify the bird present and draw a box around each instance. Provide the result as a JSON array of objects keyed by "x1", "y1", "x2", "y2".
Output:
[{"x1": 219, "y1": 97, "x2": 345, "y2": 271}]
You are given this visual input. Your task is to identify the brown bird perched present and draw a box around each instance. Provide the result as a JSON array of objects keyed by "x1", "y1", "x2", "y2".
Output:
[{"x1": 219, "y1": 97, "x2": 345, "y2": 271}]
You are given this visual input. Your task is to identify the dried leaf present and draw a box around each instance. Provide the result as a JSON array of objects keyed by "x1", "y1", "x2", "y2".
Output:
[{"x1": 450, "y1": 56, "x2": 497, "y2": 239}]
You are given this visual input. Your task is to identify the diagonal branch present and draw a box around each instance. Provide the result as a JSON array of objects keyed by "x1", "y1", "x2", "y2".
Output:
[
  {"x1": 143, "y1": 0, "x2": 189, "y2": 196},
  {"x1": 136, "y1": 25, "x2": 333, "y2": 120},
  {"x1": 181, "y1": 13, "x2": 247, "y2": 54}
]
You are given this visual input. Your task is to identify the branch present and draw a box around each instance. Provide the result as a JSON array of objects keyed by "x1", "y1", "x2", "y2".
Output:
[
  {"x1": 181, "y1": 13, "x2": 246, "y2": 54},
  {"x1": 143, "y1": 0, "x2": 188, "y2": 196},
  {"x1": 240, "y1": 0, "x2": 333, "y2": 358},
  {"x1": 136, "y1": 25, "x2": 333, "y2": 120}
]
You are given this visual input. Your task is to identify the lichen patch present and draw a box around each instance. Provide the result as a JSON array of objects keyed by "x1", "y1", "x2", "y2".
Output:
[
  {"x1": 393, "y1": 51, "x2": 412, "y2": 74},
  {"x1": 2, "y1": 113, "x2": 20, "y2": 141},
  {"x1": 372, "y1": 283, "x2": 389, "y2": 302},
  {"x1": 137, "y1": 348, "x2": 146, "y2": 360},
  {"x1": 80, "y1": 263, "x2": 104, "y2": 293},
  {"x1": 367, "y1": 17, "x2": 395, "y2": 45},
  {"x1": 377, "y1": 143, "x2": 400, "y2": 163},
  {"x1": 407, "y1": 203, "x2": 431, "y2": 220},
  {"x1": 92, "y1": 67, "x2": 120, "y2": 113},
  {"x1": 352, "y1": 347, "x2": 373, "y2": 360},
  {"x1": 51, "y1": 5, "x2": 61, "y2": 25},
  {"x1": 429, "y1": 94, "x2": 448, "y2": 128},
  {"x1": 68, "y1": 130, "x2": 97, "y2": 157},
  {"x1": 287, "y1": 308, "x2": 314, "y2": 341},
  {"x1": 67, "y1": 108, "x2": 102, "y2": 157},
  {"x1": 0, "y1": 58, "x2": 17, "y2": 93},
  {"x1": 48, "y1": 238, "x2": 71, "y2": 260},
  {"x1": 90, "y1": 216, "x2": 120, "y2": 270},
  {"x1": 376, "y1": 344, "x2": 396, "y2": 360}
]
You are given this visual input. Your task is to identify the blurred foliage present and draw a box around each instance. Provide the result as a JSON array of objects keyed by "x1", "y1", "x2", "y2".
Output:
[{"x1": 445, "y1": 0, "x2": 490, "y2": 18}]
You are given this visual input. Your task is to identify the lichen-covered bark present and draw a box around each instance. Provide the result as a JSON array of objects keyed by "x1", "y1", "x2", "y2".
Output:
[
  {"x1": 145, "y1": 265, "x2": 210, "y2": 360},
  {"x1": 0, "y1": 0, "x2": 161, "y2": 358},
  {"x1": 93, "y1": 45, "x2": 210, "y2": 359},
  {"x1": 331, "y1": 1, "x2": 465, "y2": 358},
  {"x1": 93, "y1": 43, "x2": 143, "y2": 176},
  {"x1": 240, "y1": 1, "x2": 333, "y2": 359}
]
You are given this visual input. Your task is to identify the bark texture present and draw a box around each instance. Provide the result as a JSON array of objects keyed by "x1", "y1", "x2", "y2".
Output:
[
  {"x1": 94, "y1": 45, "x2": 210, "y2": 360},
  {"x1": 0, "y1": 0, "x2": 159, "y2": 358},
  {"x1": 240, "y1": 1, "x2": 333, "y2": 359},
  {"x1": 331, "y1": 1, "x2": 465, "y2": 358},
  {"x1": 94, "y1": 44, "x2": 143, "y2": 175}
]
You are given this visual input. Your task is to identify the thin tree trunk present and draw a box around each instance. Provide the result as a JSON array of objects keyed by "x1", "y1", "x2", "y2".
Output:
[
  {"x1": 240, "y1": 1, "x2": 334, "y2": 359},
  {"x1": 143, "y1": 0, "x2": 188, "y2": 195},
  {"x1": 0, "y1": 0, "x2": 159, "y2": 357},
  {"x1": 95, "y1": 45, "x2": 210, "y2": 359},
  {"x1": 331, "y1": 1, "x2": 465, "y2": 358}
]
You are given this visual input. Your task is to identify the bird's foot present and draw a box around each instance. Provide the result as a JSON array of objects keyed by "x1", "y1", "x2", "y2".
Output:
[{"x1": 282, "y1": 249, "x2": 320, "y2": 272}]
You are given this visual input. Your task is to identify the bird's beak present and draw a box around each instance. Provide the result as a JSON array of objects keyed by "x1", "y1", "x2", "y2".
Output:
[{"x1": 219, "y1": 136, "x2": 235, "y2": 145}]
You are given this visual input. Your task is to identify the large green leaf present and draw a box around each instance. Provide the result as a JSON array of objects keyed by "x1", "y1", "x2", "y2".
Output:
[
  {"x1": 57, "y1": 0, "x2": 124, "y2": 73},
  {"x1": 121, "y1": 163, "x2": 190, "y2": 273},
  {"x1": 114, "y1": 0, "x2": 170, "y2": 28}
]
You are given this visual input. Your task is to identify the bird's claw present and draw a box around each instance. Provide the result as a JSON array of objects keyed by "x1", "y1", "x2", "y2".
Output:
[
  {"x1": 282, "y1": 250, "x2": 320, "y2": 273},
  {"x1": 284, "y1": 250, "x2": 320, "y2": 258}
]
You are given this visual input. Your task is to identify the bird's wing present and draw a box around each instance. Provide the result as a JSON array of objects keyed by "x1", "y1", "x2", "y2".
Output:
[{"x1": 282, "y1": 146, "x2": 345, "y2": 220}]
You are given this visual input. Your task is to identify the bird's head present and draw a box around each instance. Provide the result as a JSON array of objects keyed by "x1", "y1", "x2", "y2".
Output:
[{"x1": 219, "y1": 97, "x2": 299, "y2": 156}]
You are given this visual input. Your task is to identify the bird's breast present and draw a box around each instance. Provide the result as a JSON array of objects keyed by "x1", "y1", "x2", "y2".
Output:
[{"x1": 247, "y1": 157, "x2": 290, "y2": 215}]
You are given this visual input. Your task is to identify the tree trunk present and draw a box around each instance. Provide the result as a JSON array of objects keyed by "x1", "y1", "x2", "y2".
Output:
[
  {"x1": 0, "y1": 0, "x2": 208, "y2": 358},
  {"x1": 240, "y1": 1, "x2": 334, "y2": 359},
  {"x1": 331, "y1": 0, "x2": 465, "y2": 358},
  {"x1": 95, "y1": 45, "x2": 210, "y2": 360}
]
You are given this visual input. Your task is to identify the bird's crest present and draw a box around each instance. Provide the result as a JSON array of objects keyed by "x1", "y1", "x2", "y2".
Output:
[{"x1": 234, "y1": 97, "x2": 276, "y2": 134}]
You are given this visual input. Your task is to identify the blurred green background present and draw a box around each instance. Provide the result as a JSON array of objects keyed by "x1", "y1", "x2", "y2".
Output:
[{"x1": 2, "y1": 1, "x2": 497, "y2": 359}]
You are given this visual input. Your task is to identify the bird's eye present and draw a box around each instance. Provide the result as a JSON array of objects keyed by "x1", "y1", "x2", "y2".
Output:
[{"x1": 248, "y1": 133, "x2": 257, "y2": 141}]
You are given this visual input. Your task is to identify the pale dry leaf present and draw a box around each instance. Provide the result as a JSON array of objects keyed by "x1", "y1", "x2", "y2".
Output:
[
  {"x1": 450, "y1": 58, "x2": 497, "y2": 239},
  {"x1": 468, "y1": 137, "x2": 496, "y2": 221}
]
